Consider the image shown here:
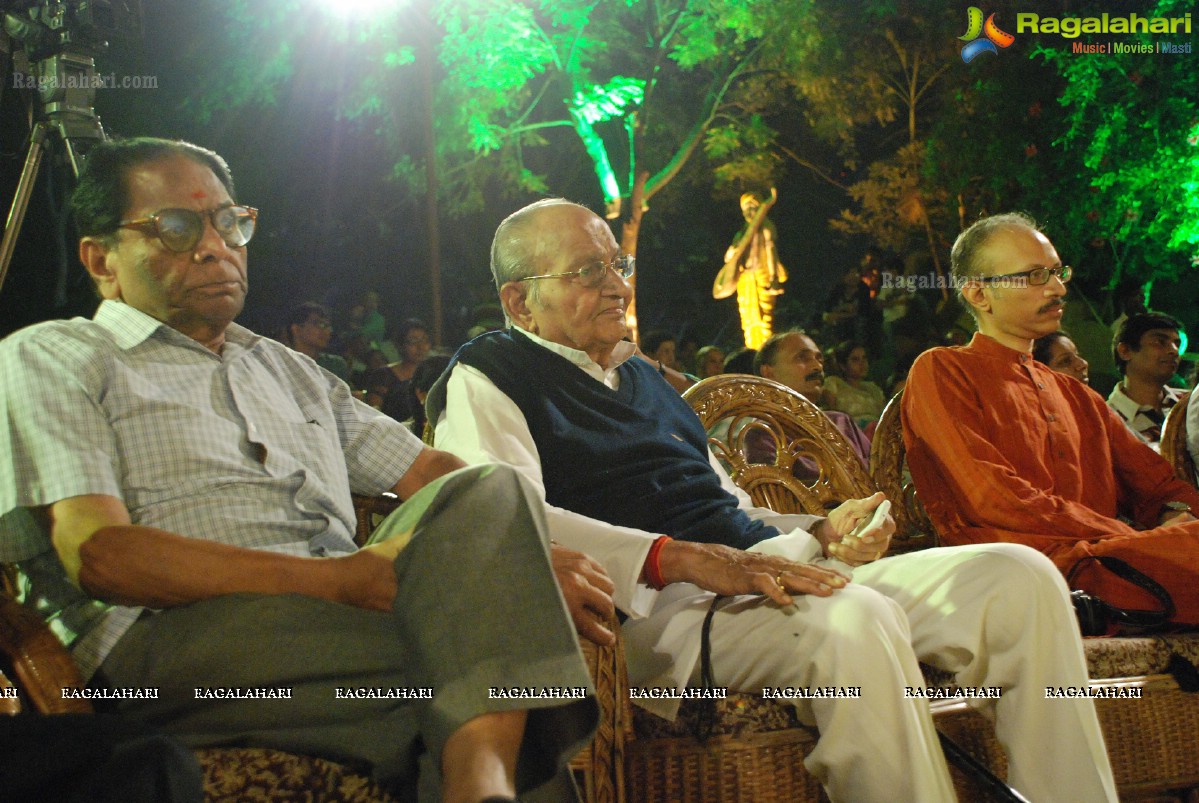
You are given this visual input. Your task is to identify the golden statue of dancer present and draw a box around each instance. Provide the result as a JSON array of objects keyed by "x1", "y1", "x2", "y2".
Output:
[{"x1": 713, "y1": 188, "x2": 787, "y2": 350}]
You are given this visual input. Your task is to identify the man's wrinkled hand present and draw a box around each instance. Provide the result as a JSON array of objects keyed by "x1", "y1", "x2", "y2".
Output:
[
  {"x1": 658, "y1": 540, "x2": 848, "y2": 606},
  {"x1": 820, "y1": 491, "x2": 894, "y2": 566},
  {"x1": 551, "y1": 544, "x2": 617, "y2": 647}
]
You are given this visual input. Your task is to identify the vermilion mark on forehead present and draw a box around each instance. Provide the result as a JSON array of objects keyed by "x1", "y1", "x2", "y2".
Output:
[{"x1": 191, "y1": 190, "x2": 208, "y2": 199}]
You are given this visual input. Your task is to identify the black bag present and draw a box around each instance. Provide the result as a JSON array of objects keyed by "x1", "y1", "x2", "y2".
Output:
[{"x1": 1067, "y1": 556, "x2": 1174, "y2": 637}]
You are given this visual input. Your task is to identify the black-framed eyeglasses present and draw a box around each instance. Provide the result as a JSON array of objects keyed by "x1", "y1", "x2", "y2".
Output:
[
  {"x1": 520, "y1": 254, "x2": 635, "y2": 288},
  {"x1": 118, "y1": 204, "x2": 258, "y2": 253},
  {"x1": 976, "y1": 265, "x2": 1072, "y2": 287}
]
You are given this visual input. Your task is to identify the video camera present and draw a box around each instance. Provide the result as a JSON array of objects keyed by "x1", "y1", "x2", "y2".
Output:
[{"x1": 2, "y1": 0, "x2": 142, "y2": 60}]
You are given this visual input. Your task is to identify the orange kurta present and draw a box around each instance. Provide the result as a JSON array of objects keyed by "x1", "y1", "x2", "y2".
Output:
[{"x1": 903, "y1": 333, "x2": 1199, "y2": 619}]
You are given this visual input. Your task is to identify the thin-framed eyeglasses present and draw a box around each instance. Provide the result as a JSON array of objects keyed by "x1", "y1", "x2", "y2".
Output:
[
  {"x1": 976, "y1": 265, "x2": 1072, "y2": 287},
  {"x1": 118, "y1": 204, "x2": 259, "y2": 253},
  {"x1": 520, "y1": 254, "x2": 635, "y2": 288}
]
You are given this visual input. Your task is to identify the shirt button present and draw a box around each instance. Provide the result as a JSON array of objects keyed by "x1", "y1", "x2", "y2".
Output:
[
  {"x1": 1047, "y1": 414, "x2": 1056, "y2": 423},
  {"x1": 1037, "y1": 383, "x2": 1045, "y2": 389}
]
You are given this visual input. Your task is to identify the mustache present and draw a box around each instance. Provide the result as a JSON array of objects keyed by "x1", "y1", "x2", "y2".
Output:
[
  {"x1": 1038, "y1": 299, "x2": 1065, "y2": 314},
  {"x1": 805, "y1": 371, "x2": 825, "y2": 383}
]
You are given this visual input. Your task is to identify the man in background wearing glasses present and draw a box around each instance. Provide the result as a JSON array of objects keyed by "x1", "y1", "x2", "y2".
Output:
[
  {"x1": 903, "y1": 211, "x2": 1199, "y2": 623},
  {"x1": 430, "y1": 198, "x2": 1117, "y2": 802},
  {"x1": 0, "y1": 138, "x2": 599, "y2": 802}
]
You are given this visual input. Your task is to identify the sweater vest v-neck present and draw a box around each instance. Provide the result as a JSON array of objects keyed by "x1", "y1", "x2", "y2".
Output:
[{"x1": 435, "y1": 331, "x2": 776, "y2": 549}]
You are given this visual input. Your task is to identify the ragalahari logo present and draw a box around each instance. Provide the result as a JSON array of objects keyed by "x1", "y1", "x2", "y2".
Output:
[{"x1": 958, "y1": 7, "x2": 1015, "y2": 62}]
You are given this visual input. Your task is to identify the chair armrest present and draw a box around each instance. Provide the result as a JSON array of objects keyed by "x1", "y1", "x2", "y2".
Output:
[{"x1": 0, "y1": 593, "x2": 92, "y2": 714}]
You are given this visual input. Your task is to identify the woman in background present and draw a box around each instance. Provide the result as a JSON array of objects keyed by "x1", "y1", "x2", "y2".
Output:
[
  {"x1": 1033, "y1": 330, "x2": 1090, "y2": 385},
  {"x1": 823, "y1": 340, "x2": 886, "y2": 430}
]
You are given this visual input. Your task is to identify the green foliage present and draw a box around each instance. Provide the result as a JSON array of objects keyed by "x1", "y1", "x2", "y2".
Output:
[
  {"x1": 704, "y1": 115, "x2": 781, "y2": 192},
  {"x1": 1036, "y1": 0, "x2": 1199, "y2": 293},
  {"x1": 568, "y1": 77, "x2": 646, "y2": 126},
  {"x1": 829, "y1": 142, "x2": 948, "y2": 255}
]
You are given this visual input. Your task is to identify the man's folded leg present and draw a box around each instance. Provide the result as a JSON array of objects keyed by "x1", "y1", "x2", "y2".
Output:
[{"x1": 98, "y1": 464, "x2": 598, "y2": 799}]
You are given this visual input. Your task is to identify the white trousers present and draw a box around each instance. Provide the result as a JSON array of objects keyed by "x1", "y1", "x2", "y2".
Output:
[{"x1": 693, "y1": 543, "x2": 1116, "y2": 803}]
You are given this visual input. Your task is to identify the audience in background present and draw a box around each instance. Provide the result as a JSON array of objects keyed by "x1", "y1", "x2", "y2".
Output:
[
  {"x1": 358, "y1": 289, "x2": 387, "y2": 347},
  {"x1": 409, "y1": 353, "x2": 452, "y2": 438},
  {"x1": 281, "y1": 302, "x2": 351, "y2": 382},
  {"x1": 1107, "y1": 311, "x2": 1185, "y2": 451},
  {"x1": 694, "y1": 345, "x2": 726, "y2": 379},
  {"x1": 722, "y1": 347, "x2": 757, "y2": 375},
  {"x1": 1032, "y1": 330, "x2": 1090, "y2": 385},
  {"x1": 382, "y1": 319, "x2": 432, "y2": 422},
  {"x1": 641, "y1": 330, "x2": 680, "y2": 372},
  {"x1": 822, "y1": 340, "x2": 886, "y2": 430},
  {"x1": 676, "y1": 335, "x2": 699, "y2": 377},
  {"x1": 342, "y1": 332, "x2": 373, "y2": 385},
  {"x1": 754, "y1": 330, "x2": 871, "y2": 470}
]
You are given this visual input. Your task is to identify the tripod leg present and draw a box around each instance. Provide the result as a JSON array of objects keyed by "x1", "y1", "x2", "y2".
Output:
[{"x1": 0, "y1": 122, "x2": 51, "y2": 295}]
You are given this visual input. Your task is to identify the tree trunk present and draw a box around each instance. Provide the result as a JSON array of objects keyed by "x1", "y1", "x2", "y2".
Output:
[{"x1": 620, "y1": 171, "x2": 650, "y2": 344}]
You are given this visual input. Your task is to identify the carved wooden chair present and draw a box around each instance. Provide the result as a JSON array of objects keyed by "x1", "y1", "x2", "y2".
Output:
[
  {"x1": 618, "y1": 375, "x2": 1008, "y2": 803},
  {"x1": 688, "y1": 373, "x2": 928, "y2": 551},
  {"x1": 869, "y1": 390, "x2": 936, "y2": 547},
  {"x1": 1160, "y1": 389, "x2": 1196, "y2": 487},
  {"x1": 875, "y1": 388, "x2": 1199, "y2": 800},
  {"x1": 1, "y1": 494, "x2": 631, "y2": 803}
]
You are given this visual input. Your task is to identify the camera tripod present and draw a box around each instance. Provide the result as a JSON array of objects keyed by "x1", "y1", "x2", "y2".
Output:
[{"x1": 0, "y1": 19, "x2": 107, "y2": 296}]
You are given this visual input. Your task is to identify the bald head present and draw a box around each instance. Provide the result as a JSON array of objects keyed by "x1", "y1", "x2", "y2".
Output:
[
  {"x1": 951, "y1": 212, "x2": 1041, "y2": 286},
  {"x1": 490, "y1": 199, "x2": 594, "y2": 292}
]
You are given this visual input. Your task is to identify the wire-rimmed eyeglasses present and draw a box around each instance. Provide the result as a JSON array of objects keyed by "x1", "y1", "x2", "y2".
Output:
[{"x1": 520, "y1": 254, "x2": 635, "y2": 288}]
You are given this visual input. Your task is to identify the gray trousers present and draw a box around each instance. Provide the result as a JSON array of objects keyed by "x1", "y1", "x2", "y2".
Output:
[{"x1": 97, "y1": 464, "x2": 597, "y2": 799}]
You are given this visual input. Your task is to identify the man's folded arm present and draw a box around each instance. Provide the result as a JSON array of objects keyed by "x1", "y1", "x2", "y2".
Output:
[{"x1": 49, "y1": 494, "x2": 396, "y2": 612}]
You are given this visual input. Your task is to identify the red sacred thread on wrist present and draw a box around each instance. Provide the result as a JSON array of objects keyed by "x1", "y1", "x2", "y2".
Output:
[{"x1": 645, "y1": 535, "x2": 672, "y2": 590}]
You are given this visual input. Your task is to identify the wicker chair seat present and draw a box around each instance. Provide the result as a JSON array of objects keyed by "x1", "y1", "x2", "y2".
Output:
[
  {"x1": 631, "y1": 693, "x2": 804, "y2": 740},
  {"x1": 196, "y1": 747, "x2": 396, "y2": 803},
  {"x1": 1082, "y1": 633, "x2": 1199, "y2": 679}
]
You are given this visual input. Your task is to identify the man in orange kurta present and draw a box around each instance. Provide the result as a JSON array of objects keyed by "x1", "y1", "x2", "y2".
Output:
[{"x1": 902, "y1": 212, "x2": 1199, "y2": 620}]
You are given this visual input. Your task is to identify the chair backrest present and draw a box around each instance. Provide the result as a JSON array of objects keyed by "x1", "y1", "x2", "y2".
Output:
[
  {"x1": 683, "y1": 374, "x2": 878, "y2": 516},
  {"x1": 869, "y1": 389, "x2": 936, "y2": 550},
  {"x1": 1160, "y1": 389, "x2": 1196, "y2": 487}
]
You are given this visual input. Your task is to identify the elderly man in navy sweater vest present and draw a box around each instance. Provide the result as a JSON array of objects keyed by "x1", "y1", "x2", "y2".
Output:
[{"x1": 429, "y1": 199, "x2": 1116, "y2": 803}]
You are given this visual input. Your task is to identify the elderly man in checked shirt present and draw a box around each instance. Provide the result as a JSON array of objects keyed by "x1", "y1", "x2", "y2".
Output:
[{"x1": 0, "y1": 137, "x2": 602, "y2": 803}]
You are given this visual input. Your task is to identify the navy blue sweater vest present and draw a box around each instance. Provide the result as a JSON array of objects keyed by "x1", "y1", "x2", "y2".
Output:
[{"x1": 434, "y1": 331, "x2": 777, "y2": 549}]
